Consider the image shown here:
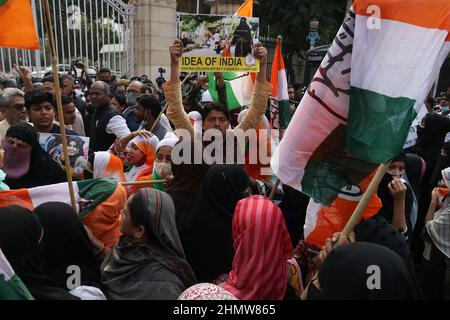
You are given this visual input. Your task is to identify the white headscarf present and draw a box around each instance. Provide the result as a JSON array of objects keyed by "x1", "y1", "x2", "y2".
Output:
[
  {"x1": 442, "y1": 167, "x2": 450, "y2": 188},
  {"x1": 156, "y1": 132, "x2": 179, "y2": 151},
  {"x1": 188, "y1": 111, "x2": 203, "y2": 135}
]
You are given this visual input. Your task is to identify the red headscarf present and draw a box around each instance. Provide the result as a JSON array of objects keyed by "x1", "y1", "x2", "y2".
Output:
[{"x1": 224, "y1": 195, "x2": 294, "y2": 300}]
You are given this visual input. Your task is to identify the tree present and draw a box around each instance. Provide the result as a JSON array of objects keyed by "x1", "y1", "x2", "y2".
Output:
[{"x1": 255, "y1": 0, "x2": 347, "y2": 83}]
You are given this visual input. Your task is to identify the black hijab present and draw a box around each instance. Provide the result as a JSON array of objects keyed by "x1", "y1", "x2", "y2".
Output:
[
  {"x1": 33, "y1": 202, "x2": 102, "y2": 289},
  {"x1": 377, "y1": 155, "x2": 413, "y2": 239},
  {"x1": 405, "y1": 153, "x2": 425, "y2": 200},
  {"x1": 0, "y1": 205, "x2": 79, "y2": 300},
  {"x1": 179, "y1": 164, "x2": 250, "y2": 282},
  {"x1": 232, "y1": 18, "x2": 252, "y2": 57},
  {"x1": 314, "y1": 242, "x2": 424, "y2": 300},
  {"x1": 165, "y1": 139, "x2": 210, "y2": 222},
  {"x1": 3, "y1": 123, "x2": 67, "y2": 189},
  {"x1": 413, "y1": 113, "x2": 450, "y2": 170},
  {"x1": 429, "y1": 141, "x2": 450, "y2": 188},
  {"x1": 355, "y1": 215, "x2": 414, "y2": 270}
]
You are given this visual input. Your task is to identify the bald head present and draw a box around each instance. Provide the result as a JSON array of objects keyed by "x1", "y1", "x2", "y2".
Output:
[
  {"x1": 89, "y1": 81, "x2": 111, "y2": 108},
  {"x1": 127, "y1": 80, "x2": 145, "y2": 96},
  {"x1": 92, "y1": 81, "x2": 110, "y2": 94}
]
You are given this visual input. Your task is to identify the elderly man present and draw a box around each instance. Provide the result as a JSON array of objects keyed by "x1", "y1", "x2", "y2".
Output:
[
  {"x1": 0, "y1": 88, "x2": 27, "y2": 142},
  {"x1": 122, "y1": 79, "x2": 147, "y2": 132},
  {"x1": 86, "y1": 81, "x2": 130, "y2": 151}
]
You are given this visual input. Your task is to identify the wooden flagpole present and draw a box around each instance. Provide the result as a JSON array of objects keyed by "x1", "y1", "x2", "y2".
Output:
[
  {"x1": 341, "y1": 162, "x2": 391, "y2": 237},
  {"x1": 121, "y1": 179, "x2": 167, "y2": 187},
  {"x1": 268, "y1": 123, "x2": 286, "y2": 201},
  {"x1": 42, "y1": 0, "x2": 77, "y2": 210}
]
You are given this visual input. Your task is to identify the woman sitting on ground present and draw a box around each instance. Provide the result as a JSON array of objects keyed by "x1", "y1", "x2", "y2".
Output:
[{"x1": 100, "y1": 188, "x2": 196, "y2": 300}]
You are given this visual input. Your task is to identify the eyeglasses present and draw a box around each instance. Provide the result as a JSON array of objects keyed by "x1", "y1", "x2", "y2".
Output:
[{"x1": 11, "y1": 104, "x2": 25, "y2": 111}]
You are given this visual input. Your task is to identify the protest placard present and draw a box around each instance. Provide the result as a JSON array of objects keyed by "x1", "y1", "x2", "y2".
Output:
[
  {"x1": 39, "y1": 133, "x2": 89, "y2": 177},
  {"x1": 178, "y1": 13, "x2": 260, "y2": 72}
]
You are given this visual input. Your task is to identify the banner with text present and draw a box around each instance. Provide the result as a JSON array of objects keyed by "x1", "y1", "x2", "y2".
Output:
[{"x1": 177, "y1": 13, "x2": 260, "y2": 72}]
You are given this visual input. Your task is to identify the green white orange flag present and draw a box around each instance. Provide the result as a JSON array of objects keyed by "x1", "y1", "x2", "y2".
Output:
[
  {"x1": 206, "y1": 0, "x2": 255, "y2": 111},
  {"x1": 0, "y1": 0, "x2": 39, "y2": 50},
  {"x1": 0, "y1": 248, "x2": 33, "y2": 300},
  {"x1": 271, "y1": 0, "x2": 450, "y2": 206},
  {"x1": 269, "y1": 36, "x2": 291, "y2": 129}
]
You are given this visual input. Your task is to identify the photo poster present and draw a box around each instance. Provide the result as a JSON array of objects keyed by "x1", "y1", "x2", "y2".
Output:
[
  {"x1": 39, "y1": 133, "x2": 90, "y2": 177},
  {"x1": 177, "y1": 13, "x2": 260, "y2": 73}
]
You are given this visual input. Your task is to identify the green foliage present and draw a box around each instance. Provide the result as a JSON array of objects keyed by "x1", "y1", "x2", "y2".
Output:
[{"x1": 256, "y1": 0, "x2": 346, "y2": 52}]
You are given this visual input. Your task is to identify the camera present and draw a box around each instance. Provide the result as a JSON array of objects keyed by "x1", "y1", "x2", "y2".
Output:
[
  {"x1": 158, "y1": 67, "x2": 166, "y2": 75},
  {"x1": 72, "y1": 59, "x2": 84, "y2": 69}
]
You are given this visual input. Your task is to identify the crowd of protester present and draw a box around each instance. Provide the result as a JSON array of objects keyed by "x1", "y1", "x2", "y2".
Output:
[{"x1": 0, "y1": 39, "x2": 449, "y2": 300}]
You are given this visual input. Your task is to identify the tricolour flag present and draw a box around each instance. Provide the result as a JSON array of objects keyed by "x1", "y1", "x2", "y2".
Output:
[
  {"x1": 0, "y1": 178, "x2": 126, "y2": 248},
  {"x1": 207, "y1": 72, "x2": 255, "y2": 110},
  {"x1": 270, "y1": 36, "x2": 291, "y2": 129},
  {"x1": 0, "y1": 248, "x2": 33, "y2": 300},
  {"x1": 304, "y1": 171, "x2": 382, "y2": 248},
  {"x1": 206, "y1": 0, "x2": 255, "y2": 111},
  {"x1": 271, "y1": 0, "x2": 450, "y2": 206},
  {"x1": 0, "y1": 0, "x2": 39, "y2": 50}
]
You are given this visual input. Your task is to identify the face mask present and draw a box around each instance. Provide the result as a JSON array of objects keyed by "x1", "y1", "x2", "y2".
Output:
[
  {"x1": 74, "y1": 89, "x2": 83, "y2": 97},
  {"x1": 1, "y1": 139, "x2": 31, "y2": 179},
  {"x1": 126, "y1": 93, "x2": 137, "y2": 106},
  {"x1": 154, "y1": 161, "x2": 172, "y2": 178}
]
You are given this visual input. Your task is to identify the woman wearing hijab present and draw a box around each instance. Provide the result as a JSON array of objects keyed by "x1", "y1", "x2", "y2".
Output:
[
  {"x1": 91, "y1": 151, "x2": 125, "y2": 182},
  {"x1": 417, "y1": 167, "x2": 450, "y2": 299},
  {"x1": 222, "y1": 196, "x2": 303, "y2": 300},
  {"x1": 101, "y1": 188, "x2": 196, "y2": 300},
  {"x1": 124, "y1": 134, "x2": 159, "y2": 194},
  {"x1": 231, "y1": 17, "x2": 253, "y2": 57},
  {"x1": 33, "y1": 202, "x2": 105, "y2": 299},
  {"x1": 376, "y1": 153, "x2": 414, "y2": 240},
  {"x1": 2, "y1": 123, "x2": 67, "y2": 189},
  {"x1": 178, "y1": 283, "x2": 237, "y2": 300},
  {"x1": 179, "y1": 165, "x2": 251, "y2": 283},
  {"x1": 355, "y1": 215, "x2": 414, "y2": 270},
  {"x1": 134, "y1": 132, "x2": 178, "y2": 192},
  {"x1": 0, "y1": 205, "x2": 80, "y2": 300},
  {"x1": 165, "y1": 139, "x2": 211, "y2": 221},
  {"x1": 304, "y1": 242, "x2": 423, "y2": 300}
]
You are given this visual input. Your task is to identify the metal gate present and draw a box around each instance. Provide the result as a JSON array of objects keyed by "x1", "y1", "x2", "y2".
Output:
[{"x1": 0, "y1": 0, "x2": 135, "y2": 78}]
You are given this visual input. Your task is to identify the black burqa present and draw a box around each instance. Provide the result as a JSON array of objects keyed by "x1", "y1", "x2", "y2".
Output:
[
  {"x1": 312, "y1": 242, "x2": 424, "y2": 300},
  {"x1": 3, "y1": 123, "x2": 67, "y2": 189},
  {"x1": 33, "y1": 202, "x2": 102, "y2": 290},
  {"x1": 179, "y1": 165, "x2": 250, "y2": 282},
  {"x1": 355, "y1": 215, "x2": 414, "y2": 270},
  {"x1": 165, "y1": 140, "x2": 210, "y2": 223},
  {"x1": 231, "y1": 18, "x2": 253, "y2": 57},
  {"x1": 377, "y1": 157, "x2": 414, "y2": 241},
  {"x1": 0, "y1": 205, "x2": 79, "y2": 300}
]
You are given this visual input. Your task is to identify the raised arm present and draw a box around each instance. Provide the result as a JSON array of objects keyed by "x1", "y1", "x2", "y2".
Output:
[
  {"x1": 235, "y1": 43, "x2": 272, "y2": 133},
  {"x1": 163, "y1": 39, "x2": 194, "y2": 137}
]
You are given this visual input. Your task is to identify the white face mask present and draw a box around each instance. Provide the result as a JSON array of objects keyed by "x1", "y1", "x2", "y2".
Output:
[
  {"x1": 74, "y1": 89, "x2": 83, "y2": 97},
  {"x1": 154, "y1": 161, "x2": 172, "y2": 178}
]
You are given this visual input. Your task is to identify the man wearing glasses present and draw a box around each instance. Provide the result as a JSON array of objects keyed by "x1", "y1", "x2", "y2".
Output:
[{"x1": 0, "y1": 88, "x2": 27, "y2": 143}]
